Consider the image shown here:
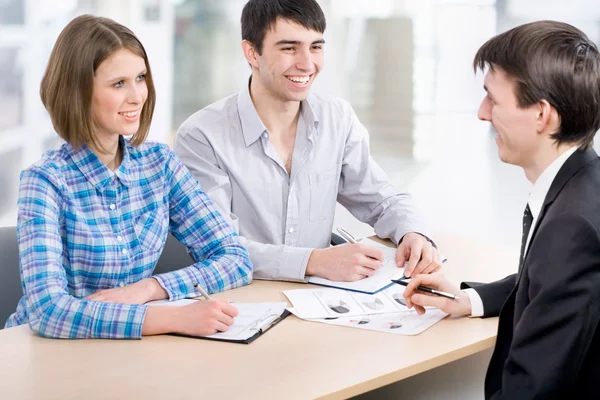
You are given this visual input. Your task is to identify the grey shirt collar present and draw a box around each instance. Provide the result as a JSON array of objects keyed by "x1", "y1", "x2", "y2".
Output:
[{"x1": 237, "y1": 77, "x2": 320, "y2": 147}]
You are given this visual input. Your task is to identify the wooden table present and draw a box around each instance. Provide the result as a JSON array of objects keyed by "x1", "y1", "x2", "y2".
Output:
[{"x1": 0, "y1": 233, "x2": 517, "y2": 400}]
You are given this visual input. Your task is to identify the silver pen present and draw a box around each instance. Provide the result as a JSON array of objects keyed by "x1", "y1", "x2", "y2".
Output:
[
  {"x1": 337, "y1": 228, "x2": 359, "y2": 244},
  {"x1": 337, "y1": 228, "x2": 384, "y2": 265},
  {"x1": 192, "y1": 282, "x2": 212, "y2": 300}
]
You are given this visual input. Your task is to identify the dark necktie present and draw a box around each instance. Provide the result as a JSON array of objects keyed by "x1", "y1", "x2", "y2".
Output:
[{"x1": 519, "y1": 204, "x2": 533, "y2": 270}]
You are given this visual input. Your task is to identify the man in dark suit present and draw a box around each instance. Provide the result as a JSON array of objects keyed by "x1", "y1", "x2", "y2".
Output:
[{"x1": 403, "y1": 21, "x2": 600, "y2": 399}]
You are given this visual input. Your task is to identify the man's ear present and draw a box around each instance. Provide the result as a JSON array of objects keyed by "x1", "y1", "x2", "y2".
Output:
[
  {"x1": 242, "y1": 40, "x2": 259, "y2": 69},
  {"x1": 536, "y1": 99, "x2": 559, "y2": 134}
]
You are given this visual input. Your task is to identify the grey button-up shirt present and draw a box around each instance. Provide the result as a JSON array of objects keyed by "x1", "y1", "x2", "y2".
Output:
[{"x1": 173, "y1": 83, "x2": 430, "y2": 282}]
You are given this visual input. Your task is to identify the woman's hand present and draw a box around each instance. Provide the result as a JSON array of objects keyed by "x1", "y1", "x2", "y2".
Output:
[{"x1": 142, "y1": 298, "x2": 239, "y2": 337}]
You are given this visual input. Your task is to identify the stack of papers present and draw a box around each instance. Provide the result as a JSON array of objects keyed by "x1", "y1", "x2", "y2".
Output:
[
  {"x1": 315, "y1": 310, "x2": 447, "y2": 335},
  {"x1": 283, "y1": 284, "x2": 447, "y2": 335}
]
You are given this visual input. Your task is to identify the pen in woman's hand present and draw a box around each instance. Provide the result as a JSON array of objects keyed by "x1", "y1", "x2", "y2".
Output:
[{"x1": 193, "y1": 282, "x2": 212, "y2": 300}]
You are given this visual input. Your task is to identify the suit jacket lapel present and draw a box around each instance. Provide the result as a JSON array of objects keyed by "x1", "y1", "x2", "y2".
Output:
[{"x1": 519, "y1": 147, "x2": 598, "y2": 276}]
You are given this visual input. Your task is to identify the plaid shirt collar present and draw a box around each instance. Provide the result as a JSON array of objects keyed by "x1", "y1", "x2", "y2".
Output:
[{"x1": 69, "y1": 136, "x2": 134, "y2": 192}]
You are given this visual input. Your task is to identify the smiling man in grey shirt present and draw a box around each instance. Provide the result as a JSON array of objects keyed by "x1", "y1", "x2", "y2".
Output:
[{"x1": 174, "y1": 0, "x2": 441, "y2": 283}]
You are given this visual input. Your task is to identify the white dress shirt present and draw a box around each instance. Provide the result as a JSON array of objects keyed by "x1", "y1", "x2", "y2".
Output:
[
  {"x1": 465, "y1": 146, "x2": 579, "y2": 317},
  {"x1": 173, "y1": 81, "x2": 430, "y2": 282}
]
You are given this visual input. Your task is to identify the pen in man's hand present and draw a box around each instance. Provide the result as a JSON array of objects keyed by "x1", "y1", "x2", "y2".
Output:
[
  {"x1": 337, "y1": 228, "x2": 383, "y2": 265},
  {"x1": 193, "y1": 282, "x2": 212, "y2": 300},
  {"x1": 391, "y1": 279, "x2": 460, "y2": 300},
  {"x1": 336, "y1": 228, "x2": 359, "y2": 244}
]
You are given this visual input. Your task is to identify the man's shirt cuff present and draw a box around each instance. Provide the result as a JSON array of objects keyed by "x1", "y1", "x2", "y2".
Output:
[{"x1": 463, "y1": 288, "x2": 484, "y2": 317}]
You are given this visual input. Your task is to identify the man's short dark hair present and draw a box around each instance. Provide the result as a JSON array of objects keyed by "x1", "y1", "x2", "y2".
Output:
[
  {"x1": 474, "y1": 20, "x2": 600, "y2": 148},
  {"x1": 241, "y1": 0, "x2": 326, "y2": 54}
]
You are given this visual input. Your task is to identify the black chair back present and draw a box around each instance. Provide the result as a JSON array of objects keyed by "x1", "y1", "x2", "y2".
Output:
[
  {"x1": 154, "y1": 233, "x2": 194, "y2": 275},
  {"x1": 0, "y1": 226, "x2": 21, "y2": 327}
]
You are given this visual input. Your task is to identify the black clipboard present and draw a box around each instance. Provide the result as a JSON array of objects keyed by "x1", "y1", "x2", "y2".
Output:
[{"x1": 174, "y1": 309, "x2": 291, "y2": 344}]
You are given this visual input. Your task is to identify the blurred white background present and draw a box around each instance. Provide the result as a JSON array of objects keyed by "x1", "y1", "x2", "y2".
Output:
[
  {"x1": 2, "y1": 1, "x2": 600, "y2": 398},
  {"x1": 1, "y1": 0, "x2": 599, "y2": 251}
]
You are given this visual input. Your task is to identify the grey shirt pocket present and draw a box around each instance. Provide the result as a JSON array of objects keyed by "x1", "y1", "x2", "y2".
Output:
[{"x1": 308, "y1": 165, "x2": 340, "y2": 222}]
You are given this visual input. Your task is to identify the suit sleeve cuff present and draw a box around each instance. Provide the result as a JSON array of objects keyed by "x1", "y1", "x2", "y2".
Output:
[{"x1": 463, "y1": 288, "x2": 484, "y2": 317}]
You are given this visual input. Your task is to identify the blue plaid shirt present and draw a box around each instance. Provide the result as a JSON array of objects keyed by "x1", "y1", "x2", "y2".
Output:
[{"x1": 5, "y1": 139, "x2": 252, "y2": 339}]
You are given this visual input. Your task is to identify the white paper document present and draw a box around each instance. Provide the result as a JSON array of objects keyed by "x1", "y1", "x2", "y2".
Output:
[
  {"x1": 147, "y1": 299, "x2": 288, "y2": 341},
  {"x1": 307, "y1": 238, "x2": 404, "y2": 294},
  {"x1": 283, "y1": 283, "x2": 436, "y2": 319},
  {"x1": 297, "y1": 308, "x2": 448, "y2": 336},
  {"x1": 284, "y1": 284, "x2": 447, "y2": 335}
]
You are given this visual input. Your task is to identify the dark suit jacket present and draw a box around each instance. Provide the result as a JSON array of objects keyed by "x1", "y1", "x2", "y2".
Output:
[{"x1": 462, "y1": 148, "x2": 600, "y2": 399}]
